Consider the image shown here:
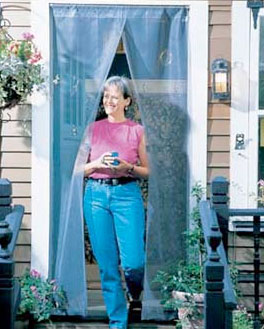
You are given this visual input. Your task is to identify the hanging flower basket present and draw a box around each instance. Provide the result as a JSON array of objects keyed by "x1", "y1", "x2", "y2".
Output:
[{"x1": 0, "y1": 29, "x2": 44, "y2": 111}]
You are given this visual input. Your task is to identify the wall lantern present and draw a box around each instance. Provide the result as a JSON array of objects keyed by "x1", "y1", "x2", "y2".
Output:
[
  {"x1": 247, "y1": 0, "x2": 264, "y2": 29},
  {"x1": 211, "y1": 58, "x2": 230, "y2": 101}
]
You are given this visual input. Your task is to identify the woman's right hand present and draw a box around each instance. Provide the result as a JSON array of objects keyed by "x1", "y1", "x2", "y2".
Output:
[
  {"x1": 84, "y1": 152, "x2": 114, "y2": 176},
  {"x1": 94, "y1": 152, "x2": 115, "y2": 169}
]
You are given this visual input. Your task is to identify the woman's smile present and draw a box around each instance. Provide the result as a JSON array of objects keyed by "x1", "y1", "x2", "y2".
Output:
[{"x1": 103, "y1": 85, "x2": 130, "y2": 117}]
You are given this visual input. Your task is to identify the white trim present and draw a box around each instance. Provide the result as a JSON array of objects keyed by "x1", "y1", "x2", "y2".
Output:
[
  {"x1": 230, "y1": 1, "x2": 251, "y2": 208},
  {"x1": 31, "y1": 0, "x2": 208, "y2": 276},
  {"x1": 32, "y1": 0, "x2": 206, "y2": 5},
  {"x1": 231, "y1": 2, "x2": 263, "y2": 209},
  {"x1": 187, "y1": 1, "x2": 208, "y2": 203},
  {"x1": 248, "y1": 14, "x2": 261, "y2": 207},
  {"x1": 31, "y1": 2, "x2": 51, "y2": 277}
]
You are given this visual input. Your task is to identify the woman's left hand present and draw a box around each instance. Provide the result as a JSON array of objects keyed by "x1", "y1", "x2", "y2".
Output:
[{"x1": 108, "y1": 157, "x2": 132, "y2": 174}]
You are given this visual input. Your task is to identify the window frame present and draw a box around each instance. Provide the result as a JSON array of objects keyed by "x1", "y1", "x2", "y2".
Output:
[{"x1": 231, "y1": 1, "x2": 264, "y2": 210}]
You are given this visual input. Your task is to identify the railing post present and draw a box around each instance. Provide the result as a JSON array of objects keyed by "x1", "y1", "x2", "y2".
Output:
[
  {"x1": 210, "y1": 176, "x2": 229, "y2": 253},
  {"x1": 0, "y1": 179, "x2": 15, "y2": 329},
  {"x1": 204, "y1": 212, "x2": 225, "y2": 329},
  {"x1": 253, "y1": 215, "x2": 261, "y2": 329}
]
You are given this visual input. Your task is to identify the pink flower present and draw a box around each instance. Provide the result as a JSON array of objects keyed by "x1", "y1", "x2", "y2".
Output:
[
  {"x1": 8, "y1": 41, "x2": 20, "y2": 55},
  {"x1": 30, "y1": 269, "x2": 41, "y2": 278},
  {"x1": 30, "y1": 285, "x2": 37, "y2": 292},
  {"x1": 29, "y1": 51, "x2": 42, "y2": 64},
  {"x1": 259, "y1": 303, "x2": 263, "y2": 311},
  {"x1": 22, "y1": 32, "x2": 34, "y2": 41},
  {"x1": 50, "y1": 279, "x2": 56, "y2": 284},
  {"x1": 258, "y1": 179, "x2": 264, "y2": 186}
]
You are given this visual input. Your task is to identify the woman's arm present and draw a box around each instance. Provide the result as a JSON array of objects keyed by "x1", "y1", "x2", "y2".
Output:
[
  {"x1": 110, "y1": 134, "x2": 149, "y2": 179},
  {"x1": 131, "y1": 133, "x2": 149, "y2": 179},
  {"x1": 84, "y1": 160, "x2": 99, "y2": 177}
]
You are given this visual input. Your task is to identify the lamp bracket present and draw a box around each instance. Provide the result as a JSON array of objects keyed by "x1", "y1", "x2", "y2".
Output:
[
  {"x1": 247, "y1": 0, "x2": 264, "y2": 29},
  {"x1": 0, "y1": 7, "x2": 13, "y2": 40}
]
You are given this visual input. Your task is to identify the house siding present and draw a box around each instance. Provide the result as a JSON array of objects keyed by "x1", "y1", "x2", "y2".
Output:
[
  {"x1": 0, "y1": 2, "x2": 31, "y2": 276},
  {"x1": 0, "y1": 1, "x2": 232, "y2": 274},
  {"x1": 208, "y1": 0, "x2": 231, "y2": 190}
]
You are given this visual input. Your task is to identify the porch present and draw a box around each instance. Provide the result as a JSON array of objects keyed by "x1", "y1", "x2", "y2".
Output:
[{"x1": 2, "y1": 177, "x2": 249, "y2": 329}]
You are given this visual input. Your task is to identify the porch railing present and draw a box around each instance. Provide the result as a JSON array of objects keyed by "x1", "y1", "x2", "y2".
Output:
[
  {"x1": 0, "y1": 179, "x2": 24, "y2": 329},
  {"x1": 209, "y1": 176, "x2": 264, "y2": 329},
  {"x1": 199, "y1": 199, "x2": 237, "y2": 329}
]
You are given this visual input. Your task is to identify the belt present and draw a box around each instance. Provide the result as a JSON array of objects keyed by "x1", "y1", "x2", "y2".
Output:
[{"x1": 88, "y1": 177, "x2": 136, "y2": 186}]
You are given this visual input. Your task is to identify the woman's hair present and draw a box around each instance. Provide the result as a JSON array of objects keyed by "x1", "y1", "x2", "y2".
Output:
[
  {"x1": 96, "y1": 76, "x2": 133, "y2": 120},
  {"x1": 103, "y1": 76, "x2": 133, "y2": 103}
]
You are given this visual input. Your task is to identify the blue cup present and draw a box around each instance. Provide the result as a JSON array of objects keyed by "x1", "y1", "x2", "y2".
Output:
[{"x1": 111, "y1": 152, "x2": 120, "y2": 166}]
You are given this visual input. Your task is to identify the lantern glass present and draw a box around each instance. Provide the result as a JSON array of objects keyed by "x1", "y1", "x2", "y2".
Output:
[
  {"x1": 214, "y1": 72, "x2": 227, "y2": 93},
  {"x1": 211, "y1": 58, "x2": 230, "y2": 100}
]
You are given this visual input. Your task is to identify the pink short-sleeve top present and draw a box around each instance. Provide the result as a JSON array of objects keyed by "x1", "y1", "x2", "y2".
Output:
[{"x1": 88, "y1": 118, "x2": 144, "y2": 179}]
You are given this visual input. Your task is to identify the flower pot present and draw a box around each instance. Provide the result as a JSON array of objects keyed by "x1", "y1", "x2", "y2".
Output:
[
  {"x1": 15, "y1": 314, "x2": 35, "y2": 329},
  {"x1": 172, "y1": 291, "x2": 204, "y2": 303},
  {"x1": 172, "y1": 291, "x2": 204, "y2": 329},
  {"x1": 0, "y1": 76, "x2": 22, "y2": 110},
  {"x1": 15, "y1": 318, "x2": 30, "y2": 329},
  {"x1": 177, "y1": 307, "x2": 203, "y2": 329}
]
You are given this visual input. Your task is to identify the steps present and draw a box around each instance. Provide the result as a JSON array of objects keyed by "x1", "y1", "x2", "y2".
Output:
[{"x1": 15, "y1": 289, "x2": 176, "y2": 329}]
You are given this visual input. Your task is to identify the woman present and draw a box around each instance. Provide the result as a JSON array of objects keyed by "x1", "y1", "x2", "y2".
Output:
[{"x1": 83, "y1": 76, "x2": 149, "y2": 329}]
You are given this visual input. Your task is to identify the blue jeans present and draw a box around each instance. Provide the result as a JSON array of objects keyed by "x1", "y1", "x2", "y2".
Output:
[{"x1": 83, "y1": 180, "x2": 145, "y2": 329}]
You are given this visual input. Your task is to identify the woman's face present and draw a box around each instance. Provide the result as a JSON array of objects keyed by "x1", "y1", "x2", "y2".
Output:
[{"x1": 103, "y1": 84, "x2": 130, "y2": 117}]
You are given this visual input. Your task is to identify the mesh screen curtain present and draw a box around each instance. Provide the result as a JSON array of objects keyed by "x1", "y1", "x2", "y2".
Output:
[{"x1": 51, "y1": 5, "x2": 188, "y2": 320}]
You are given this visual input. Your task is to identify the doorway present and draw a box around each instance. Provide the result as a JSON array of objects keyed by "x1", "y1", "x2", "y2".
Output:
[
  {"x1": 30, "y1": 0, "x2": 208, "y2": 318},
  {"x1": 51, "y1": 5, "x2": 189, "y2": 318}
]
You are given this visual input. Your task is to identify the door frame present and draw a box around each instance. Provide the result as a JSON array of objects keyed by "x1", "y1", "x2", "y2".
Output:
[
  {"x1": 231, "y1": 1, "x2": 262, "y2": 210},
  {"x1": 31, "y1": 0, "x2": 208, "y2": 277}
]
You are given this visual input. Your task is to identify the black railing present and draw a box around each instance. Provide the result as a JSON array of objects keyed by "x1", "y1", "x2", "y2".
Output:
[
  {"x1": 200, "y1": 200, "x2": 237, "y2": 329},
  {"x1": 210, "y1": 176, "x2": 264, "y2": 329},
  {"x1": 228, "y1": 209, "x2": 264, "y2": 329},
  {"x1": 0, "y1": 179, "x2": 24, "y2": 329}
]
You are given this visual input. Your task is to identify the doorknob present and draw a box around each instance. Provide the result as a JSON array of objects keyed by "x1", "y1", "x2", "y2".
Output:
[{"x1": 71, "y1": 125, "x2": 78, "y2": 136}]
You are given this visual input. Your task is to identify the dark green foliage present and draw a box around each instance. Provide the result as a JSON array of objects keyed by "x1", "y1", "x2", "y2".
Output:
[
  {"x1": 18, "y1": 268, "x2": 68, "y2": 322},
  {"x1": 153, "y1": 183, "x2": 206, "y2": 310}
]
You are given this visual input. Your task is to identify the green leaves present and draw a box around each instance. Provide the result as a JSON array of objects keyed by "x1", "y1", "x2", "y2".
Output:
[
  {"x1": 0, "y1": 30, "x2": 44, "y2": 110},
  {"x1": 153, "y1": 182, "x2": 206, "y2": 317},
  {"x1": 18, "y1": 268, "x2": 68, "y2": 322},
  {"x1": 233, "y1": 307, "x2": 253, "y2": 329}
]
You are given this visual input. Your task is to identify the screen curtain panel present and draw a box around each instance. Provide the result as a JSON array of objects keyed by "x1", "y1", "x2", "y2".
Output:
[{"x1": 51, "y1": 5, "x2": 188, "y2": 320}]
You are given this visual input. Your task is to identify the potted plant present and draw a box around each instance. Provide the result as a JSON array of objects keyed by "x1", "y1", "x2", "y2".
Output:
[
  {"x1": 153, "y1": 183, "x2": 206, "y2": 329},
  {"x1": 17, "y1": 268, "x2": 67, "y2": 327},
  {"x1": 0, "y1": 29, "x2": 44, "y2": 113},
  {"x1": 257, "y1": 179, "x2": 264, "y2": 206},
  {"x1": 232, "y1": 305, "x2": 253, "y2": 329}
]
